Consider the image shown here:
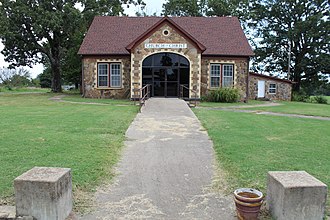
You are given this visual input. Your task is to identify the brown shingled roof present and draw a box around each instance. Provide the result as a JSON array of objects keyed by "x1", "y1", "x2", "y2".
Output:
[
  {"x1": 250, "y1": 72, "x2": 294, "y2": 84},
  {"x1": 78, "y1": 16, "x2": 254, "y2": 56}
]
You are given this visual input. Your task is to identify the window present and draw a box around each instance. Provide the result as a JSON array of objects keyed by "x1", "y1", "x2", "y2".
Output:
[
  {"x1": 269, "y1": 83, "x2": 276, "y2": 94},
  {"x1": 98, "y1": 63, "x2": 108, "y2": 87},
  {"x1": 210, "y1": 64, "x2": 234, "y2": 88},
  {"x1": 110, "y1": 63, "x2": 121, "y2": 87},
  {"x1": 210, "y1": 64, "x2": 221, "y2": 88},
  {"x1": 222, "y1": 64, "x2": 234, "y2": 87},
  {"x1": 97, "y1": 62, "x2": 122, "y2": 88}
]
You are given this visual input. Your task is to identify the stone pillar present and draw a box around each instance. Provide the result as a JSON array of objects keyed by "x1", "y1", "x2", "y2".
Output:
[
  {"x1": 267, "y1": 171, "x2": 327, "y2": 220},
  {"x1": 14, "y1": 167, "x2": 72, "y2": 220}
]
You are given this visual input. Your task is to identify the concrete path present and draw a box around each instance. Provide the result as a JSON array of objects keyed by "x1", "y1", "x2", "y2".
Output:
[{"x1": 80, "y1": 98, "x2": 235, "y2": 220}]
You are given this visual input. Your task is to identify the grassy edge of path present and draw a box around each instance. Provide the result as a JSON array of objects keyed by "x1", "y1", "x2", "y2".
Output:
[
  {"x1": 193, "y1": 108, "x2": 330, "y2": 215},
  {"x1": 0, "y1": 93, "x2": 138, "y2": 212}
]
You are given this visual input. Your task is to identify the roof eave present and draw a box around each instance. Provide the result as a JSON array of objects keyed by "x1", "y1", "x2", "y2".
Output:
[{"x1": 249, "y1": 72, "x2": 295, "y2": 84}]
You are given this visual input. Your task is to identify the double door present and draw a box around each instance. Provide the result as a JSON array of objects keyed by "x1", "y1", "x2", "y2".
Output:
[
  {"x1": 143, "y1": 67, "x2": 190, "y2": 97},
  {"x1": 153, "y1": 68, "x2": 178, "y2": 97}
]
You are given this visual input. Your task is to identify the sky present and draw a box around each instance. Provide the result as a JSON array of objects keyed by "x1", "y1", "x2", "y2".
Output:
[{"x1": 0, "y1": 0, "x2": 166, "y2": 78}]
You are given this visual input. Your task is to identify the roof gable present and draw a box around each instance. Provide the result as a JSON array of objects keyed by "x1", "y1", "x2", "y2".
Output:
[
  {"x1": 78, "y1": 16, "x2": 254, "y2": 57},
  {"x1": 125, "y1": 17, "x2": 206, "y2": 52}
]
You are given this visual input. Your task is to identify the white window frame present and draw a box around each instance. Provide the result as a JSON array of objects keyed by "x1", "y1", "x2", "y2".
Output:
[
  {"x1": 269, "y1": 83, "x2": 276, "y2": 94},
  {"x1": 97, "y1": 63, "x2": 109, "y2": 87},
  {"x1": 222, "y1": 64, "x2": 234, "y2": 87},
  {"x1": 110, "y1": 63, "x2": 122, "y2": 88},
  {"x1": 210, "y1": 64, "x2": 221, "y2": 88}
]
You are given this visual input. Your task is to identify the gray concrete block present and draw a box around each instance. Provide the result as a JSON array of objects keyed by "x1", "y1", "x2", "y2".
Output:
[
  {"x1": 0, "y1": 205, "x2": 16, "y2": 220},
  {"x1": 266, "y1": 171, "x2": 327, "y2": 220},
  {"x1": 14, "y1": 167, "x2": 72, "y2": 220}
]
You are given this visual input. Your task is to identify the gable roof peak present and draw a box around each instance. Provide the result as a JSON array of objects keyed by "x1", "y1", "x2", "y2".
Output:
[{"x1": 125, "y1": 16, "x2": 206, "y2": 52}]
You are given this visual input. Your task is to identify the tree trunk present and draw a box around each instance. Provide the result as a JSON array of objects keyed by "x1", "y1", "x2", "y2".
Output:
[
  {"x1": 51, "y1": 63, "x2": 62, "y2": 92},
  {"x1": 292, "y1": 68, "x2": 301, "y2": 92},
  {"x1": 50, "y1": 36, "x2": 62, "y2": 93}
]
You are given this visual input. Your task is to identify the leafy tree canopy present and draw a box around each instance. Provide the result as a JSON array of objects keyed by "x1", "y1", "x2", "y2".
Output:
[
  {"x1": 249, "y1": 0, "x2": 330, "y2": 91},
  {"x1": 162, "y1": 0, "x2": 249, "y2": 19},
  {"x1": 0, "y1": 0, "x2": 143, "y2": 92}
]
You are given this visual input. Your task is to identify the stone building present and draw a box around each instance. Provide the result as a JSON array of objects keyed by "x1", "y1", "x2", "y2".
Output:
[
  {"x1": 78, "y1": 16, "x2": 291, "y2": 101},
  {"x1": 249, "y1": 72, "x2": 293, "y2": 101}
]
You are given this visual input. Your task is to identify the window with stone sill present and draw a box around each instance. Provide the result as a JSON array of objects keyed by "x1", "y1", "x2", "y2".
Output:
[
  {"x1": 210, "y1": 64, "x2": 234, "y2": 88},
  {"x1": 222, "y1": 64, "x2": 234, "y2": 87},
  {"x1": 97, "y1": 62, "x2": 122, "y2": 88},
  {"x1": 269, "y1": 83, "x2": 276, "y2": 94},
  {"x1": 210, "y1": 64, "x2": 221, "y2": 88}
]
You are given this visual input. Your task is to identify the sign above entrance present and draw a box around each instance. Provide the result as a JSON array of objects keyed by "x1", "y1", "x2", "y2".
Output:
[{"x1": 144, "y1": 43, "x2": 187, "y2": 49}]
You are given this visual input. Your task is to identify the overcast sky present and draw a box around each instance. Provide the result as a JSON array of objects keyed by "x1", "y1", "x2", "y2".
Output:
[{"x1": 0, "y1": 0, "x2": 166, "y2": 78}]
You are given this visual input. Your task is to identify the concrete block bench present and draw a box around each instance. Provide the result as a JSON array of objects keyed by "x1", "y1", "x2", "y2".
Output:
[
  {"x1": 14, "y1": 167, "x2": 72, "y2": 220},
  {"x1": 266, "y1": 171, "x2": 327, "y2": 220}
]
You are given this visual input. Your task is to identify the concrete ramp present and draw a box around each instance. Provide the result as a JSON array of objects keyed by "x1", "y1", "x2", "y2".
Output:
[{"x1": 81, "y1": 98, "x2": 235, "y2": 219}]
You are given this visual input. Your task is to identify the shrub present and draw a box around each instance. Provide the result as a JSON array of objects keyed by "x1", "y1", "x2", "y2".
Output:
[
  {"x1": 205, "y1": 88, "x2": 240, "y2": 103},
  {"x1": 312, "y1": 96, "x2": 328, "y2": 104},
  {"x1": 292, "y1": 91, "x2": 310, "y2": 102}
]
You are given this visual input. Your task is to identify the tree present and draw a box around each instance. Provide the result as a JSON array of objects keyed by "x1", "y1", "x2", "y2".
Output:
[
  {"x1": 0, "y1": 67, "x2": 32, "y2": 87},
  {"x1": 162, "y1": 0, "x2": 249, "y2": 18},
  {"x1": 38, "y1": 68, "x2": 52, "y2": 88},
  {"x1": 0, "y1": 0, "x2": 143, "y2": 93},
  {"x1": 206, "y1": 0, "x2": 249, "y2": 19},
  {"x1": 162, "y1": 0, "x2": 207, "y2": 16},
  {"x1": 249, "y1": 0, "x2": 330, "y2": 91}
]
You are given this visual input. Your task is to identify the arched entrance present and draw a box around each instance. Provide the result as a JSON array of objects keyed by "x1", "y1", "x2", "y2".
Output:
[{"x1": 142, "y1": 53, "x2": 190, "y2": 97}]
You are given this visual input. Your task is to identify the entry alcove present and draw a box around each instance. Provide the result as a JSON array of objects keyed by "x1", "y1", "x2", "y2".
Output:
[{"x1": 142, "y1": 53, "x2": 190, "y2": 98}]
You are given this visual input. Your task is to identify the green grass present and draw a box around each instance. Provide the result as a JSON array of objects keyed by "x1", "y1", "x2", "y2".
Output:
[
  {"x1": 244, "y1": 101, "x2": 330, "y2": 117},
  {"x1": 62, "y1": 94, "x2": 133, "y2": 105},
  {"x1": 322, "y1": 96, "x2": 330, "y2": 103},
  {"x1": 199, "y1": 99, "x2": 266, "y2": 108},
  {"x1": 0, "y1": 86, "x2": 50, "y2": 93},
  {"x1": 194, "y1": 108, "x2": 330, "y2": 210},
  {"x1": 0, "y1": 93, "x2": 137, "y2": 204}
]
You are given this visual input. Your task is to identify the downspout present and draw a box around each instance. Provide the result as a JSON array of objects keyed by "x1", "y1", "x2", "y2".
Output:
[{"x1": 246, "y1": 57, "x2": 250, "y2": 103}]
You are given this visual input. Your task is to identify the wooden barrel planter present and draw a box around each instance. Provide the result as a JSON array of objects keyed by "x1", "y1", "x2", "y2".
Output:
[{"x1": 234, "y1": 188, "x2": 263, "y2": 220}]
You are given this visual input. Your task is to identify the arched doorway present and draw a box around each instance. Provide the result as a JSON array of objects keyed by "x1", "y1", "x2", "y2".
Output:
[{"x1": 142, "y1": 53, "x2": 190, "y2": 97}]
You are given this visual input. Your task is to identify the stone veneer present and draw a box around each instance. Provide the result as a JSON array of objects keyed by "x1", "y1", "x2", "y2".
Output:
[
  {"x1": 201, "y1": 57, "x2": 249, "y2": 100},
  {"x1": 130, "y1": 22, "x2": 201, "y2": 99},
  {"x1": 82, "y1": 56, "x2": 131, "y2": 98},
  {"x1": 249, "y1": 74, "x2": 292, "y2": 101}
]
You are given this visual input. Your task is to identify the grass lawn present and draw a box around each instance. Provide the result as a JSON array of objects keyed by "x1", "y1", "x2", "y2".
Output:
[
  {"x1": 0, "y1": 87, "x2": 50, "y2": 93},
  {"x1": 194, "y1": 108, "x2": 330, "y2": 210},
  {"x1": 324, "y1": 96, "x2": 330, "y2": 103},
  {"x1": 243, "y1": 101, "x2": 330, "y2": 117},
  {"x1": 62, "y1": 94, "x2": 133, "y2": 105},
  {"x1": 199, "y1": 99, "x2": 265, "y2": 108},
  {"x1": 0, "y1": 93, "x2": 137, "y2": 206}
]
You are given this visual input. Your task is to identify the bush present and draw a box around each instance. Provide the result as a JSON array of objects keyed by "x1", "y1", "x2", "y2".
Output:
[
  {"x1": 292, "y1": 91, "x2": 310, "y2": 102},
  {"x1": 312, "y1": 96, "x2": 328, "y2": 104},
  {"x1": 205, "y1": 88, "x2": 240, "y2": 103}
]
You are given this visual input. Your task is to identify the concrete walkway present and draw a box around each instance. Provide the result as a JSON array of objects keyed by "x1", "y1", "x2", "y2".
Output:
[{"x1": 80, "y1": 98, "x2": 235, "y2": 220}]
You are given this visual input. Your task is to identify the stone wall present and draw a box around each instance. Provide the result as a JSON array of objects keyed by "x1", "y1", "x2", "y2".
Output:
[
  {"x1": 201, "y1": 57, "x2": 249, "y2": 100},
  {"x1": 130, "y1": 22, "x2": 202, "y2": 99},
  {"x1": 82, "y1": 56, "x2": 131, "y2": 99},
  {"x1": 249, "y1": 74, "x2": 292, "y2": 101}
]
